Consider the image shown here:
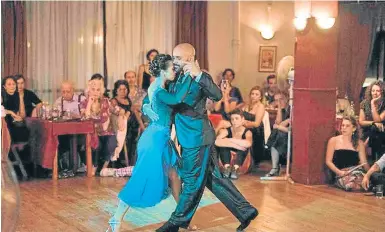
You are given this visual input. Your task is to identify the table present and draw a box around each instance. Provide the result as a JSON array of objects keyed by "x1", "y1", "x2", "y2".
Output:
[{"x1": 26, "y1": 118, "x2": 95, "y2": 180}]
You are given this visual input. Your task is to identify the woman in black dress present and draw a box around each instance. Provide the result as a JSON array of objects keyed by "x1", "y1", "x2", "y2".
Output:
[
  {"x1": 138, "y1": 49, "x2": 159, "y2": 91},
  {"x1": 1, "y1": 76, "x2": 29, "y2": 143},
  {"x1": 241, "y1": 86, "x2": 265, "y2": 166}
]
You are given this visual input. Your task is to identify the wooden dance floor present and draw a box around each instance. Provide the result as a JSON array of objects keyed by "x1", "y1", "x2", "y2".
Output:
[{"x1": 17, "y1": 174, "x2": 385, "y2": 232}]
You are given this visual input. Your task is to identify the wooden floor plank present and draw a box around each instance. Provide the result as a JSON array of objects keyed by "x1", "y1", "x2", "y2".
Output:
[{"x1": 14, "y1": 175, "x2": 385, "y2": 232}]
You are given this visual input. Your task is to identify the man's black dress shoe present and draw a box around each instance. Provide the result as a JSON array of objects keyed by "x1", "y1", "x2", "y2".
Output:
[
  {"x1": 236, "y1": 208, "x2": 258, "y2": 232},
  {"x1": 156, "y1": 221, "x2": 179, "y2": 232}
]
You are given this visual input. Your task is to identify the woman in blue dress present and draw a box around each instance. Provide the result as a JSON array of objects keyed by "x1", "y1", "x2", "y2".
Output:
[{"x1": 107, "y1": 54, "x2": 192, "y2": 232}]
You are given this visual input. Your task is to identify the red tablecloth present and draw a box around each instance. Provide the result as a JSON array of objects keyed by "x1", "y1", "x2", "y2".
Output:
[{"x1": 26, "y1": 118, "x2": 95, "y2": 169}]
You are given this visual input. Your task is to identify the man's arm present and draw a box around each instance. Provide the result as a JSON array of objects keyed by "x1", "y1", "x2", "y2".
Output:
[
  {"x1": 196, "y1": 72, "x2": 222, "y2": 101},
  {"x1": 362, "y1": 154, "x2": 385, "y2": 190}
]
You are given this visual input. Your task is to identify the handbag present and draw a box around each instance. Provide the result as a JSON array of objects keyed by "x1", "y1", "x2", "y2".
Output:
[{"x1": 335, "y1": 165, "x2": 365, "y2": 192}]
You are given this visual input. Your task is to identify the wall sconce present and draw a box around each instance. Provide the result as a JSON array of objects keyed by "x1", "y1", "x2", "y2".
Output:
[
  {"x1": 293, "y1": 17, "x2": 308, "y2": 31},
  {"x1": 260, "y1": 24, "x2": 275, "y2": 40},
  {"x1": 260, "y1": 4, "x2": 275, "y2": 40},
  {"x1": 294, "y1": 1, "x2": 337, "y2": 31},
  {"x1": 315, "y1": 17, "x2": 335, "y2": 29}
]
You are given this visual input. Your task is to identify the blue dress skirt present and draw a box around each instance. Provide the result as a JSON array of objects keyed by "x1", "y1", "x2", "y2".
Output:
[{"x1": 118, "y1": 123, "x2": 179, "y2": 207}]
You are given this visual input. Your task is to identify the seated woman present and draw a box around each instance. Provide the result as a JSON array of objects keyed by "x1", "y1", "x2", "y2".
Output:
[
  {"x1": 80, "y1": 79, "x2": 122, "y2": 175},
  {"x1": 325, "y1": 116, "x2": 370, "y2": 190},
  {"x1": 241, "y1": 86, "x2": 265, "y2": 166},
  {"x1": 359, "y1": 81, "x2": 385, "y2": 158},
  {"x1": 213, "y1": 69, "x2": 244, "y2": 132},
  {"x1": 1, "y1": 76, "x2": 29, "y2": 143},
  {"x1": 215, "y1": 109, "x2": 252, "y2": 179},
  {"x1": 110, "y1": 80, "x2": 132, "y2": 164}
]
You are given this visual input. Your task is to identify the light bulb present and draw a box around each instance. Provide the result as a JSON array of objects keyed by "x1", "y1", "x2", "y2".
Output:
[
  {"x1": 316, "y1": 17, "x2": 335, "y2": 30},
  {"x1": 293, "y1": 17, "x2": 308, "y2": 31},
  {"x1": 260, "y1": 25, "x2": 275, "y2": 40}
]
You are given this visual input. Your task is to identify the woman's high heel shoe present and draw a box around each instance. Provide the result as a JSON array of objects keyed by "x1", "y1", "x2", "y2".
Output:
[
  {"x1": 187, "y1": 225, "x2": 199, "y2": 231},
  {"x1": 106, "y1": 218, "x2": 120, "y2": 232}
]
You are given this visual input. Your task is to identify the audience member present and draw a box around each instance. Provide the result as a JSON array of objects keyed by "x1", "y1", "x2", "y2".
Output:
[
  {"x1": 265, "y1": 91, "x2": 290, "y2": 177},
  {"x1": 138, "y1": 49, "x2": 159, "y2": 91},
  {"x1": 362, "y1": 153, "x2": 385, "y2": 191},
  {"x1": 80, "y1": 79, "x2": 121, "y2": 175},
  {"x1": 110, "y1": 80, "x2": 132, "y2": 163},
  {"x1": 213, "y1": 68, "x2": 243, "y2": 120},
  {"x1": 325, "y1": 116, "x2": 370, "y2": 191},
  {"x1": 1, "y1": 76, "x2": 29, "y2": 143},
  {"x1": 215, "y1": 109, "x2": 252, "y2": 179},
  {"x1": 241, "y1": 86, "x2": 265, "y2": 166},
  {"x1": 54, "y1": 81, "x2": 85, "y2": 118},
  {"x1": 336, "y1": 88, "x2": 353, "y2": 117},
  {"x1": 54, "y1": 80, "x2": 87, "y2": 172},
  {"x1": 359, "y1": 81, "x2": 385, "y2": 158},
  {"x1": 125, "y1": 71, "x2": 147, "y2": 164},
  {"x1": 15, "y1": 74, "x2": 42, "y2": 117},
  {"x1": 265, "y1": 74, "x2": 278, "y2": 106}
]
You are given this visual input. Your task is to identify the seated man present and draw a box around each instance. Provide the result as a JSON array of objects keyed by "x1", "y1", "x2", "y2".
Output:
[
  {"x1": 53, "y1": 81, "x2": 86, "y2": 174},
  {"x1": 265, "y1": 91, "x2": 291, "y2": 177},
  {"x1": 215, "y1": 109, "x2": 252, "y2": 179},
  {"x1": 265, "y1": 74, "x2": 278, "y2": 106},
  {"x1": 362, "y1": 154, "x2": 385, "y2": 191},
  {"x1": 54, "y1": 80, "x2": 85, "y2": 118}
]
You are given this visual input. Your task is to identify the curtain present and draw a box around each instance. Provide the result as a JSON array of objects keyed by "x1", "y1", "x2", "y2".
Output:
[
  {"x1": 25, "y1": 1, "x2": 103, "y2": 103},
  {"x1": 336, "y1": 2, "x2": 385, "y2": 112},
  {"x1": 105, "y1": 1, "x2": 176, "y2": 86},
  {"x1": 176, "y1": 1, "x2": 208, "y2": 70},
  {"x1": 1, "y1": 1, "x2": 27, "y2": 79}
]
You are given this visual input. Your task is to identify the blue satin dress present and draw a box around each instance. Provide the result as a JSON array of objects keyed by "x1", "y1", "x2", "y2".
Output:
[{"x1": 118, "y1": 77, "x2": 191, "y2": 208}]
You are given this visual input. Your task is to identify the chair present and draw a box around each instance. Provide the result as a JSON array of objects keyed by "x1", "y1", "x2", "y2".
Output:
[
  {"x1": 10, "y1": 142, "x2": 29, "y2": 180},
  {"x1": 2, "y1": 118, "x2": 28, "y2": 180},
  {"x1": 218, "y1": 150, "x2": 253, "y2": 175}
]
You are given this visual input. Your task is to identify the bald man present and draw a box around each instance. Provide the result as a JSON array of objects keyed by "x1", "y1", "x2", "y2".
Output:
[
  {"x1": 54, "y1": 81, "x2": 87, "y2": 171},
  {"x1": 149, "y1": 43, "x2": 257, "y2": 232},
  {"x1": 54, "y1": 81, "x2": 86, "y2": 118}
]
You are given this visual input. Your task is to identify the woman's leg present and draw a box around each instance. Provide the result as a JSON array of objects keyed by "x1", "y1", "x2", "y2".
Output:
[
  {"x1": 169, "y1": 168, "x2": 181, "y2": 203},
  {"x1": 109, "y1": 200, "x2": 130, "y2": 232}
]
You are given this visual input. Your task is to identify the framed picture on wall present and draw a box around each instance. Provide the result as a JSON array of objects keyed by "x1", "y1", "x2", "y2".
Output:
[{"x1": 258, "y1": 46, "x2": 277, "y2": 72}]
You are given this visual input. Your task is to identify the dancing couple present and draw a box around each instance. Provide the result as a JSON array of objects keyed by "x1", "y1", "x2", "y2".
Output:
[{"x1": 107, "y1": 43, "x2": 258, "y2": 232}]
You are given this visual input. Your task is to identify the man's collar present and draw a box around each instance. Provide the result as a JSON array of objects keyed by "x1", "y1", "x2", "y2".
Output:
[{"x1": 63, "y1": 94, "x2": 77, "y2": 102}]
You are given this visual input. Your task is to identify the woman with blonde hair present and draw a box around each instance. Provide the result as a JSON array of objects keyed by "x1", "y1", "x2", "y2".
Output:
[{"x1": 80, "y1": 79, "x2": 123, "y2": 175}]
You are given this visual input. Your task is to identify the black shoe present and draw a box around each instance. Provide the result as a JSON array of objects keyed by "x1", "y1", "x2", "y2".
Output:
[
  {"x1": 223, "y1": 166, "x2": 231, "y2": 177},
  {"x1": 237, "y1": 208, "x2": 258, "y2": 232},
  {"x1": 156, "y1": 221, "x2": 179, "y2": 232}
]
